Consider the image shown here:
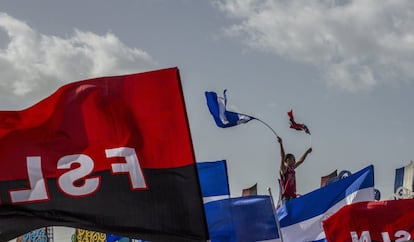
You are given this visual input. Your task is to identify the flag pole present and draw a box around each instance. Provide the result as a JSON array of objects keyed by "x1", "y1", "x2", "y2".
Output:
[
  {"x1": 250, "y1": 116, "x2": 279, "y2": 138},
  {"x1": 309, "y1": 134, "x2": 312, "y2": 147},
  {"x1": 268, "y1": 187, "x2": 284, "y2": 242}
]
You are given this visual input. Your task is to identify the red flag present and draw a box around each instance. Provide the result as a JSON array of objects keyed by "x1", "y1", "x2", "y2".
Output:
[
  {"x1": 320, "y1": 170, "x2": 337, "y2": 187},
  {"x1": 242, "y1": 183, "x2": 258, "y2": 196},
  {"x1": 287, "y1": 109, "x2": 310, "y2": 134},
  {"x1": 0, "y1": 67, "x2": 208, "y2": 242},
  {"x1": 323, "y1": 199, "x2": 414, "y2": 242}
]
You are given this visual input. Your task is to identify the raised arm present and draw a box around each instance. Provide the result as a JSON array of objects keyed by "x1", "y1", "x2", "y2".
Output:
[
  {"x1": 294, "y1": 147, "x2": 312, "y2": 169},
  {"x1": 278, "y1": 136, "x2": 286, "y2": 176}
]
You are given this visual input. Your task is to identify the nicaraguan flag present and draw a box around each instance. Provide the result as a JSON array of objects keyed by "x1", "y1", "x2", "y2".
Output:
[
  {"x1": 278, "y1": 165, "x2": 375, "y2": 242},
  {"x1": 204, "y1": 195, "x2": 280, "y2": 242},
  {"x1": 394, "y1": 160, "x2": 414, "y2": 194},
  {"x1": 205, "y1": 90, "x2": 253, "y2": 128},
  {"x1": 197, "y1": 160, "x2": 230, "y2": 203}
]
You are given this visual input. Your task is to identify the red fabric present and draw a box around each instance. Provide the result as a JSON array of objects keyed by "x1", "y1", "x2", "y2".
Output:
[
  {"x1": 323, "y1": 199, "x2": 414, "y2": 242},
  {"x1": 281, "y1": 166, "x2": 296, "y2": 198},
  {"x1": 287, "y1": 109, "x2": 310, "y2": 134},
  {"x1": 0, "y1": 67, "x2": 195, "y2": 180}
]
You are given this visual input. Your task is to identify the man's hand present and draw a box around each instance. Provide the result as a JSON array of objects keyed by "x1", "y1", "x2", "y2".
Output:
[{"x1": 277, "y1": 136, "x2": 282, "y2": 144}]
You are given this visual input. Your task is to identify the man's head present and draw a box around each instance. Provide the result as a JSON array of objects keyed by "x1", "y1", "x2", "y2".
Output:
[{"x1": 285, "y1": 153, "x2": 296, "y2": 167}]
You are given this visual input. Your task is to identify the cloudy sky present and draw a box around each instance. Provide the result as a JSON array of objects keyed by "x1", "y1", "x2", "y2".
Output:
[{"x1": 0, "y1": 0, "x2": 413, "y2": 201}]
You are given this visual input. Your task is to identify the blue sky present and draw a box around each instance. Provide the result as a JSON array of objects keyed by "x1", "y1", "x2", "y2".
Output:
[{"x1": 0, "y1": 0, "x2": 413, "y2": 201}]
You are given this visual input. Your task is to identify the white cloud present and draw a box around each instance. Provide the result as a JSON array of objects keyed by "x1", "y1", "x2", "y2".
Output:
[
  {"x1": 0, "y1": 12, "x2": 156, "y2": 106},
  {"x1": 213, "y1": 0, "x2": 414, "y2": 92}
]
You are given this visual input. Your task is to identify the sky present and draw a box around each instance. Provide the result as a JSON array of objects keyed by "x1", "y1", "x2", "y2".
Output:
[{"x1": 0, "y1": 0, "x2": 413, "y2": 204}]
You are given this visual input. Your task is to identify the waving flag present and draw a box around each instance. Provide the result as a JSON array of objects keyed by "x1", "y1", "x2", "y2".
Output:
[
  {"x1": 323, "y1": 199, "x2": 414, "y2": 242},
  {"x1": 394, "y1": 160, "x2": 414, "y2": 198},
  {"x1": 197, "y1": 160, "x2": 230, "y2": 203},
  {"x1": 278, "y1": 165, "x2": 374, "y2": 242},
  {"x1": 204, "y1": 195, "x2": 280, "y2": 242},
  {"x1": 287, "y1": 109, "x2": 310, "y2": 134},
  {"x1": 0, "y1": 67, "x2": 208, "y2": 242},
  {"x1": 205, "y1": 90, "x2": 253, "y2": 128}
]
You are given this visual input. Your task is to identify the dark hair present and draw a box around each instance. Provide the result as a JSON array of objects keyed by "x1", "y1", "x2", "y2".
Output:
[{"x1": 285, "y1": 153, "x2": 295, "y2": 161}]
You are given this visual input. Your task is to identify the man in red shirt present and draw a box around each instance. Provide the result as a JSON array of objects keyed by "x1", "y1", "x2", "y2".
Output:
[{"x1": 278, "y1": 136, "x2": 312, "y2": 204}]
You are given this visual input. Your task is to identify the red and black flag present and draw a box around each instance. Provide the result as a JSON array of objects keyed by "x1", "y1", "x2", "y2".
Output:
[
  {"x1": 0, "y1": 67, "x2": 208, "y2": 242},
  {"x1": 287, "y1": 109, "x2": 310, "y2": 134}
]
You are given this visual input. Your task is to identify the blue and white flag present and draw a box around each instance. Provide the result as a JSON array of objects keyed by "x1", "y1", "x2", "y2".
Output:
[
  {"x1": 278, "y1": 165, "x2": 375, "y2": 242},
  {"x1": 204, "y1": 195, "x2": 280, "y2": 242},
  {"x1": 197, "y1": 160, "x2": 230, "y2": 203},
  {"x1": 205, "y1": 90, "x2": 253, "y2": 128},
  {"x1": 394, "y1": 160, "x2": 414, "y2": 194}
]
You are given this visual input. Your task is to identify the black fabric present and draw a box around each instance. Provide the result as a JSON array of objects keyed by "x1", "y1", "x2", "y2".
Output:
[{"x1": 0, "y1": 165, "x2": 208, "y2": 242}]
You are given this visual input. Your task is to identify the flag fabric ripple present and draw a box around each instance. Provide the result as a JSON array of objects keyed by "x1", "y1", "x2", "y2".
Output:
[
  {"x1": 205, "y1": 90, "x2": 253, "y2": 128},
  {"x1": 277, "y1": 165, "x2": 375, "y2": 242}
]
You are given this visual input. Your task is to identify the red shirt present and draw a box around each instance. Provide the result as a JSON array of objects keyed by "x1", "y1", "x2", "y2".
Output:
[{"x1": 281, "y1": 166, "x2": 296, "y2": 198}]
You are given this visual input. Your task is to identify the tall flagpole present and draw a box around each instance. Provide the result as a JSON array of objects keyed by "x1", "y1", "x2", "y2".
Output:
[
  {"x1": 249, "y1": 116, "x2": 279, "y2": 138},
  {"x1": 268, "y1": 187, "x2": 284, "y2": 242}
]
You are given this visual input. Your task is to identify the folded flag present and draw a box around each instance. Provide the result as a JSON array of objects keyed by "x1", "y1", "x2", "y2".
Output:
[
  {"x1": 204, "y1": 195, "x2": 280, "y2": 242},
  {"x1": 287, "y1": 109, "x2": 310, "y2": 134},
  {"x1": 323, "y1": 199, "x2": 414, "y2": 242},
  {"x1": 0, "y1": 67, "x2": 208, "y2": 242},
  {"x1": 197, "y1": 160, "x2": 230, "y2": 203},
  {"x1": 278, "y1": 165, "x2": 375, "y2": 242},
  {"x1": 205, "y1": 90, "x2": 253, "y2": 128}
]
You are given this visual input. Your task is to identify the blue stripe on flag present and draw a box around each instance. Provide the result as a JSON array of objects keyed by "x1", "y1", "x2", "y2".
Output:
[
  {"x1": 204, "y1": 195, "x2": 279, "y2": 242},
  {"x1": 277, "y1": 165, "x2": 374, "y2": 241},
  {"x1": 205, "y1": 90, "x2": 252, "y2": 128},
  {"x1": 394, "y1": 166, "x2": 404, "y2": 193},
  {"x1": 197, "y1": 160, "x2": 230, "y2": 201}
]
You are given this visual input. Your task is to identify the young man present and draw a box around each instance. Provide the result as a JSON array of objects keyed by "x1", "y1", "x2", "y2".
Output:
[{"x1": 278, "y1": 136, "x2": 312, "y2": 204}]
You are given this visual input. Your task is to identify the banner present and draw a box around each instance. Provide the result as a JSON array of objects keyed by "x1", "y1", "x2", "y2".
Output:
[
  {"x1": 278, "y1": 165, "x2": 375, "y2": 241},
  {"x1": 323, "y1": 199, "x2": 414, "y2": 242},
  {"x1": 0, "y1": 67, "x2": 208, "y2": 242}
]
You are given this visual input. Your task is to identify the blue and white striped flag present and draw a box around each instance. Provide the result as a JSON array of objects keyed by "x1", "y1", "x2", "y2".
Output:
[
  {"x1": 205, "y1": 90, "x2": 253, "y2": 128},
  {"x1": 278, "y1": 165, "x2": 375, "y2": 242},
  {"x1": 394, "y1": 161, "x2": 414, "y2": 194},
  {"x1": 197, "y1": 160, "x2": 230, "y2": 203}
]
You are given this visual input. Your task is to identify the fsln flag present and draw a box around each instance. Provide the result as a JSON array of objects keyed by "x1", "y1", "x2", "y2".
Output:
[
  {"x1": 205, "y1": 90, "x2": 253, "y2": 128},
  {"x1": 278, "y1": 165, "x2": 375, "y2": 242},
  {"x1": 204, "y1": 195, "x2": 280, "y2": 242},
  {"x1": 323, "y1": 199, "x2": 414, "y2": 242},
  {"x1": 287, "y1": 109, "x2": 310, "y2": 134},
  {"x1": 0, "y1": 67, "x2": 208, "y2": 242},
  {"x1": 197, "y1": 160, "x2": 230, "y2": 203},
  {"x1": 394, "y1": 160, "x2": 414, "y2": 194}
]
